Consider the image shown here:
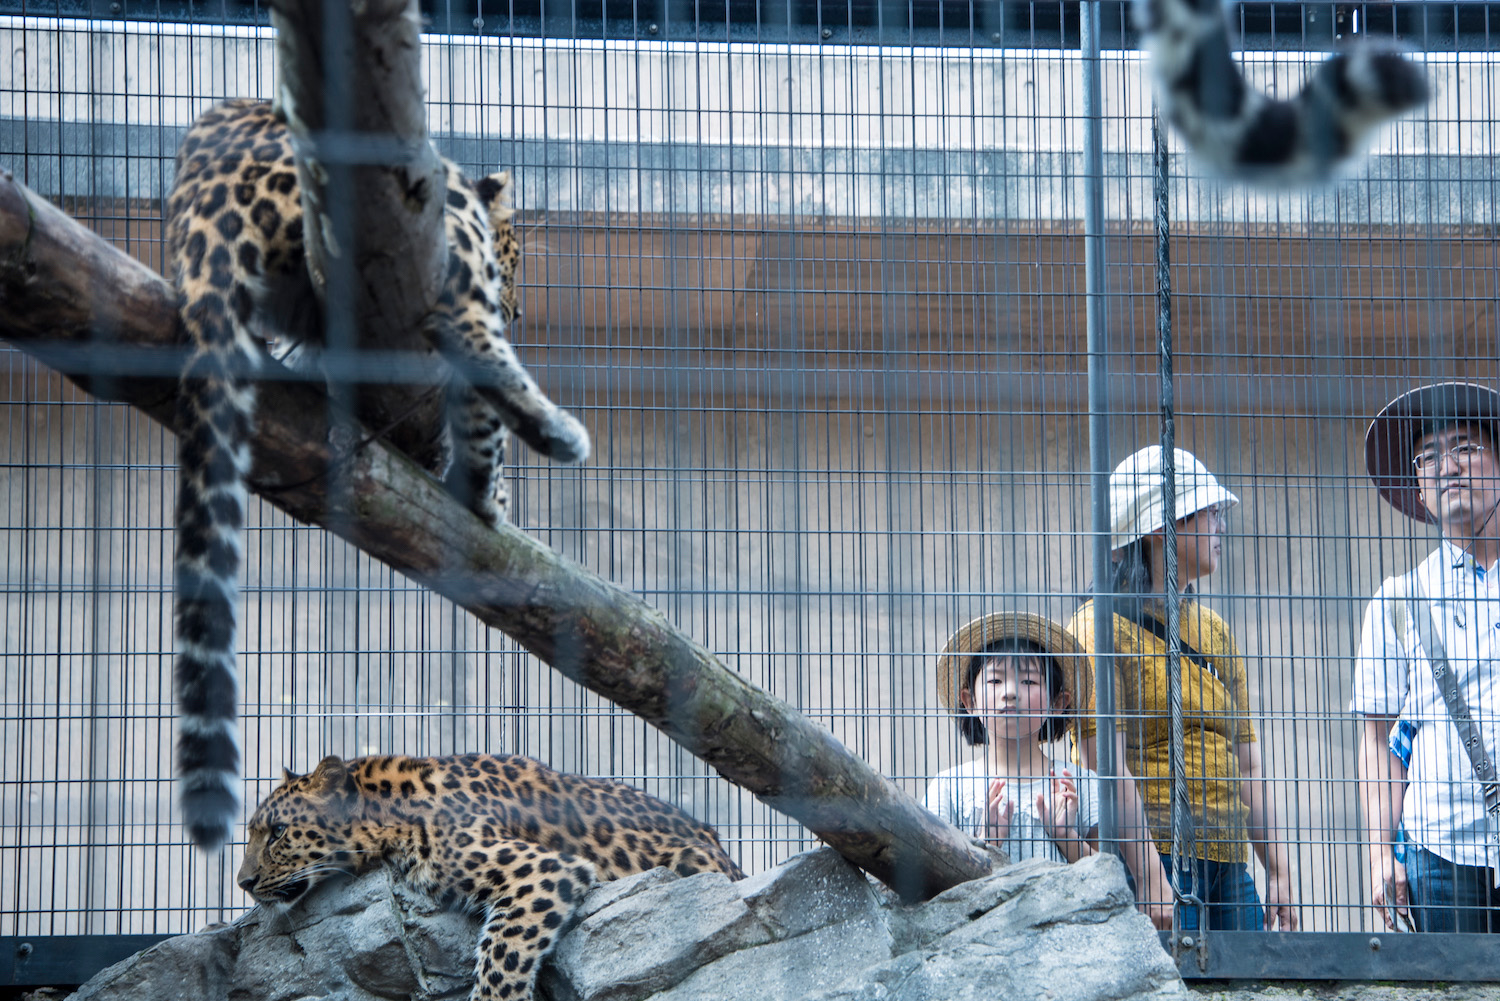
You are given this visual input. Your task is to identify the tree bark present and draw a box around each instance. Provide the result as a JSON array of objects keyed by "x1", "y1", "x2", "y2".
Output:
[
  {"x1": 268, "y1": 0, "x2": 453, "y2": 470},
  {"x1": 0, "y1": 171, "x2": 995, "y2": 902}
]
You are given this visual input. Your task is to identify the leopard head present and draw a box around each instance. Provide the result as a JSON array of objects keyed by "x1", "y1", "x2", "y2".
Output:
[{"x1": 237, "y1": 755, "x2": 365, "y2": 906}]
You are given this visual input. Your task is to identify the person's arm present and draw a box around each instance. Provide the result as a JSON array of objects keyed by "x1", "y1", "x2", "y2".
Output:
[
  {"x1": 1081, "y1": 732, "x2": 1173, "y2": 930},
  {"x1": 1357, "y1": 712, "x2": 1410, "y2": 930},
  {"x1": 1236, "y1": 740, "x2": 1298, "y2": 931},
  {"x1": 1348, "y1": 576, "x2": 1414, "y2": 932}
]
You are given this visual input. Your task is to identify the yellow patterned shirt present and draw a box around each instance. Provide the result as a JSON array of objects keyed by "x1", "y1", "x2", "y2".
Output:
[{"x1": 1068, "y1": 598, "x2": 1255, "y2": 864}]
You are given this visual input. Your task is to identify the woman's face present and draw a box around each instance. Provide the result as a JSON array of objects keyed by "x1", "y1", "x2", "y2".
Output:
[{"x1": 1173, "y1": 504, "x2": 1230, "y2": 583}]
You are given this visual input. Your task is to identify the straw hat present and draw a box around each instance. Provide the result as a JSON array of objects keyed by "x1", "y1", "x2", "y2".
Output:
[
  {"x1": 934, "y1": 611, "x2": 1091, "y2": 716},
  {"x1": 1109, "y1": 446, "x2": 1239, "y2": 551},
  {"x1": 1365, "y1": 382, "x2": 1500, "y2": 524}
]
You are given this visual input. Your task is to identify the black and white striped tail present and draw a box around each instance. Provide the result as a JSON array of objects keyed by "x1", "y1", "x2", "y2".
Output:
[
  {"x1": 173, "y1": 340, "x2": 255, "y2": 851},
  {"x1": 1140, "y1": 0, "x2": 1429, "y2": 185}
]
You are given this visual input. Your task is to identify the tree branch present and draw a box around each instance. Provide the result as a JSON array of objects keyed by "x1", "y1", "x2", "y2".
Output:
[
  {"x1": 267, "y1": 0, "x2": 452, "y2": 469},
  {"x1": 0, "y1": 171, "x2": 994, "y2": 902}
]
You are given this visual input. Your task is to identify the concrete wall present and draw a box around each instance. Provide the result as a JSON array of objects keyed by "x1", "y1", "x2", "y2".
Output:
[{"x1": 2, "y1": 14, "x2": 1495, "y2": 225}]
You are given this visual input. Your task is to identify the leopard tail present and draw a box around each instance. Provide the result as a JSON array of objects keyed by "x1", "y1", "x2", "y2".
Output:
[{"x1": 172, "y1": 288, "x2": 259, "y2": 851}]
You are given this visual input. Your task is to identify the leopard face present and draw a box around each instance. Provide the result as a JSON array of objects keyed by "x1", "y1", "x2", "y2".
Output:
[
  {"x1": 238, "y1": 757, "x2": 365, "y2": 906},
  {"x1": 476, "y1": 171, "x2": 522, "y2": 329}
]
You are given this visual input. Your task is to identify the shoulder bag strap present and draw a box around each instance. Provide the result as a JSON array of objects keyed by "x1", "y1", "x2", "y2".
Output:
[
  {"x1": 1409, "y1": 576, "x2": 1500, "y2": 884},
  {"x1": 1127, "y1": 607, "x2": 1224, "y2": 687}
]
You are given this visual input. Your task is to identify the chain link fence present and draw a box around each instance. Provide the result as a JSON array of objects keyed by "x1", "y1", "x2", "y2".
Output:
[{"x1": 3, "y1": 0, "x2": 1500, "y2": 984}]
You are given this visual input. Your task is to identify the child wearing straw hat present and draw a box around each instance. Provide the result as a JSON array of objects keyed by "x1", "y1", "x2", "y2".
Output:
[{"x1": 923, "y1": 611, "x2": 1101, "y2": 865}]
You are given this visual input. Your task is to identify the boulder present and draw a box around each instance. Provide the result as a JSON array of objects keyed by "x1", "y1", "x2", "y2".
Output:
[
  {"x1": 69, "y1": 871, "x2": 478, "y2": 1001},
  {"x1": 68, "y1": 847, "x2": 1183, "y2": 1001}
]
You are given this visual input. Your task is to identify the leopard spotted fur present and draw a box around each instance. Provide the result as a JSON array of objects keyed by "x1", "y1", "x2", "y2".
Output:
[
  {"x1": 166, "y1": 100, "x2": 590, "y2": 851},
  {"x1": 237, "y1": 754, "x2": 744, "y2": 1001}
]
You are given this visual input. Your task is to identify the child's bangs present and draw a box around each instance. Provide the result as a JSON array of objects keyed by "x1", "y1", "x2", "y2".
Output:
[{"x1": 965, "y1": 636, "x2": 1057, "y2": 691}]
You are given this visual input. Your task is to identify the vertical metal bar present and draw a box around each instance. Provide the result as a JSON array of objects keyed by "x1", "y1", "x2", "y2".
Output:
[
  {"x1": 316, "y1": 0, "x2": 356, "y2": 800},
  {"x1": 1081, "y1": 0, "x2": 1118, "y2": 851},
  {"x1": 1153, "y1": 105, "x2": 1195, "y2": 952},
  {"x1": 85, "y1": 403, "x2": 107, "y2": 935}
]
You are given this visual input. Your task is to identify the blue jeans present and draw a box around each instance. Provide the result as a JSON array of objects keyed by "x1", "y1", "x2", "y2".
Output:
[
  {"x1": 1161, "y1": 854, "x2": 1265, "y2": 931},
  {"x1": 1403, "y1": 843, "x2": 1500, "y2": 933}
]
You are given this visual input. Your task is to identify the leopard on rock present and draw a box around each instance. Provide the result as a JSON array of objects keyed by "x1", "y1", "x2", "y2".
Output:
[{"x1": 237, "y1": 753, "x2": 744, "y2": 1001}]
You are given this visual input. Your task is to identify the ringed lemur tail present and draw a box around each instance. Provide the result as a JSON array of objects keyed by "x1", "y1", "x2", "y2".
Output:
[{"x1": 1139, "y1": 0, "x2": 1428, "y2": 185}]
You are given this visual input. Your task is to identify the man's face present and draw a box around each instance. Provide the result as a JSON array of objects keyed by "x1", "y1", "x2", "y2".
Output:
[{"x1": 1414, "y1": 423, "x2": 1500, "y2": 535}]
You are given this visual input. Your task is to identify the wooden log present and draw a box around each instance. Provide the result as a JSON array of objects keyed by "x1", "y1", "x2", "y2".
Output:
[
  {"x1": 0, "y1": 171, "x2": 995, "y2": 902},
  {"x1": 267, "y1": 0, "x2": 452, "y2": 469}
]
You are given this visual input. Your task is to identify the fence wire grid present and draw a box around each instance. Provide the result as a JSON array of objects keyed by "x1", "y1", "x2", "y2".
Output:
[{"x1": 3, "y1": 0, "x2": 1500, "y2": 984}]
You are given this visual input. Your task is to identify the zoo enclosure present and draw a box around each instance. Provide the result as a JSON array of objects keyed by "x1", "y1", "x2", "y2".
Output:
[{"x1": 4, "y1": 0, "x2": 1500, "y2": 986}]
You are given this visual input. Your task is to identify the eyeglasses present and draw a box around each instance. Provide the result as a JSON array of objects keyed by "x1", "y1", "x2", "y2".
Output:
[
  {"x1": 1412, "y1": 441, "x2": 1488, "y2": 473},
  {"x1": 1181, "y1": 505, "x2": 1230, "y2": 531}
]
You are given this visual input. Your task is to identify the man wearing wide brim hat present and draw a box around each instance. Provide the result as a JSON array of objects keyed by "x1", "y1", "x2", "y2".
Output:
[{"x1": 1353, "y1": 382, "x2": 1500, "y2": 933}]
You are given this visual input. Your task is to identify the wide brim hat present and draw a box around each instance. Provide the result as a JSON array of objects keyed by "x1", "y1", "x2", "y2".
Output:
[
  {"x1": 1109, "y1": 446, "x2": 1240, "y2": 550},
  {"x1": 1365, "y1": 382, "x2": 1500, "y2": 524},
  {"x1": 934, "y1": 611, "x2": 1091, "y2": 719}
]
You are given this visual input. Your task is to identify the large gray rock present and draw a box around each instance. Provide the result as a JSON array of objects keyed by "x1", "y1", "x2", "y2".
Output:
[
  {"x1": 815, "y1": 855, "x2": 1182, "y2": 1001},
  {"x1": 545, "y1": 870, "x2": 774, "y2": 1001},
  {"x1": 68, "y1": 870, "x2": 478, "y2": 1001},
  {"x1": 67, "y1": 847, "x2": 1181, "y2": 1001}
]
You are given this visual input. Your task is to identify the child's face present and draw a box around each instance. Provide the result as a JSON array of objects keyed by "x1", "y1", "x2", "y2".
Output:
[{"x1": 959, "y1": 655, "x2": 1066, "y2": 741}]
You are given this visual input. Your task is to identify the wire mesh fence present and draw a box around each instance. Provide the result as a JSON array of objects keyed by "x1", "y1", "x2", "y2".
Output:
[{"x1": 3, "y1": 0, "x2": 1500, "y2": 980}]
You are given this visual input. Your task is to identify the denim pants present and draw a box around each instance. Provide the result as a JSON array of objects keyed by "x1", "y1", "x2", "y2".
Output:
[
  {"x1": 1403, "y1": 843, "x2": 1500, "y2": 933},
  {"x1": 1161, "y1": 854, "x2": 1265, "y2": 931}
]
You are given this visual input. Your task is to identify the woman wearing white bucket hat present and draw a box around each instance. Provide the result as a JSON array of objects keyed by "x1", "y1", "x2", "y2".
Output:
[{"x1": 1066, "y1": 446, "x2": 1298, "y2": 932}]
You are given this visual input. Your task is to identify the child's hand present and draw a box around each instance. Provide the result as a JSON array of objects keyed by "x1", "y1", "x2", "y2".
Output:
[
  {"x1": 985, "y1": 778, "x2": 1014, "y2": 843},
  {"x1": 1036, "y1": 768, "x2": 1081, "y2": 845}
]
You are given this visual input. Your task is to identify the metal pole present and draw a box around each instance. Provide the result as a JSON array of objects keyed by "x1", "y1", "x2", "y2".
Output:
[
  {"x1": 1154, "y1": 106, "x2": 1200, "y2": 957},
  {"x1": 1081, "y1": 0, "x2": 1118, "y2": 852}
]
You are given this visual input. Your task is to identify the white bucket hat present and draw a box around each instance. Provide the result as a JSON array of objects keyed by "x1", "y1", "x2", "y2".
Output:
[{"x1": 1109, "y1": 446, "x2": 1239, "y2": 550}]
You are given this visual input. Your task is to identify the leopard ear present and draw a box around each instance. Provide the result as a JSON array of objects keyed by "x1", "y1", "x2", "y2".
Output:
[
  {"x1": 474, "y1": 171, "x2": 511, "y2": 207},
  {"x1": 475, "y1": 171, "x2": 516, "y2": 229},
  {"x1": 307, "y1": 755, "x2": 349, "y2": 795},
  {"x1": 281, "y1": 766, "x2": 299, "y2": 783}
]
